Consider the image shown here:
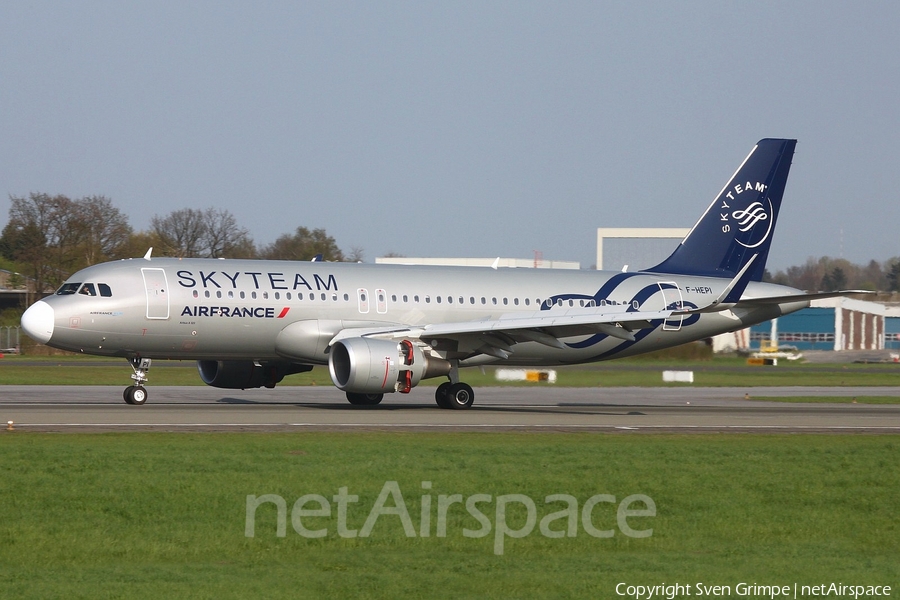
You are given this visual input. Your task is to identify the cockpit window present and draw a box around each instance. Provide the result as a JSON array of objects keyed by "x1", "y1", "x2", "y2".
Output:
[
  {"x1": 98, "y1": 283, "x2": 112, "y2": 297},
  {"x1": 78, "y1": 283, "x2": 97, "y2": 296},
  {"x1": 57, "y1": 283, "x2": 81, "y2": 295}
]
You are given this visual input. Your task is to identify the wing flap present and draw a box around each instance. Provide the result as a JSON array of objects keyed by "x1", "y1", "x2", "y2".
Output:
[{"x1": 329, "y1": 307, "x2": 673, "y2": 358}]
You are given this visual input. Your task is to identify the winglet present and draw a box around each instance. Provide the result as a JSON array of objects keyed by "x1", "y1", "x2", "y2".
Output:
[
  {"x1": 491, "y1": 257, "x2": 500, "y2": 270},
  {"x1": 143, "y1": 247, "x2": 153, "y2": 261},
  {"x1": 680, "y1": 254, "x2": 758, "y2": 314}
]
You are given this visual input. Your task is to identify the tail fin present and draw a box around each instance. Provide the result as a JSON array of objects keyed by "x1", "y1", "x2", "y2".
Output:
[{"x1": 646, "y1": 138, "x2": 797, "y2": 281}]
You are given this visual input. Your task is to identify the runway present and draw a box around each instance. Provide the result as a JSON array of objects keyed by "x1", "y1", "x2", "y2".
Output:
[{"x1": 3, "y1": 385, "x2": 900, "y2": 433}]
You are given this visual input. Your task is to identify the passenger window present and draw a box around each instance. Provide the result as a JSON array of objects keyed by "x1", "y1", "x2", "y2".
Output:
[
  {"x1": 78, "y1": 283, "x2": 96, "y2": 296},
  {"x1": 57, "y1": 283, "x2": 81, "y2": 295},
  {"x1": 98, "y1": 283, "x2": 112, "y2": 297}
]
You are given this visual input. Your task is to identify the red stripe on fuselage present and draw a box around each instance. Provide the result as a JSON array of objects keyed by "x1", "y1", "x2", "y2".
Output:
[{"x1": 277, "y1": 307, "x2": 290, "y2": 318}]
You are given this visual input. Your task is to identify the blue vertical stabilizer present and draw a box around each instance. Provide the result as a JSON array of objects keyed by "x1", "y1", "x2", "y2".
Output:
[{"x1": 646, "y1": 138, "x2": 797, "y2": 281}]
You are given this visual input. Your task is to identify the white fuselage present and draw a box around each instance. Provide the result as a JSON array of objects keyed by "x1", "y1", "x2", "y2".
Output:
[{"x1": 28, "y1": 258, "x2": 806, "y2": 366}]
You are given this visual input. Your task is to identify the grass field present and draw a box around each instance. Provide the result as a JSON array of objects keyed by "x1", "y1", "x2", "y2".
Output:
[
  {"x1": 2, "y1": 354, "x2": 900, "y2": 388},
  {"x1": 0, "y1": 433, "x2": 897, "y2": 598}
]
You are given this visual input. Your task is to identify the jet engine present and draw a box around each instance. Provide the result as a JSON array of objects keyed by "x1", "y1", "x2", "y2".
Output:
[
  {"x1": 328, "y1": 338, "x2": 451, "y2": 394},
  {"x1": 198, "y1": 360, "x2": 313, "y2": 389}
]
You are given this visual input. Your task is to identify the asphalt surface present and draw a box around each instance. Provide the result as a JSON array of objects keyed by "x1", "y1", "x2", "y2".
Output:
[{"x1": 2, "y1": 385, "x2": 900, "y2": 433}]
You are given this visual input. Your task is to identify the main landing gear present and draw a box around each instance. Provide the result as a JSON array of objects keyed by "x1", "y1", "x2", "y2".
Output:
[
  {"x1": 123, "y1": 357, "x2": 151, "y2": 405},
  {"x1": 435, "y1": 382, "x2": 475, "y2": 409},
  {"x1": 434, "y1": 362, "x2": 475, "y2": 409}
]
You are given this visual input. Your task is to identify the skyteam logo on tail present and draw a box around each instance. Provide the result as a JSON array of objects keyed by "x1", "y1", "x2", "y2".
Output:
[
  {"x1": 719, "y1": 181, "x2": 774, "y2": 249},
  {"x1": 733, "y1": 201, "x2": 768, "y2": 231}
]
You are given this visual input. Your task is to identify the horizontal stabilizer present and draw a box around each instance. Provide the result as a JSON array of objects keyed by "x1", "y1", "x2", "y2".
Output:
[
  {"x1": 678, "y1": 290, "x2": 877, "y2": 315},
  {"x1": 732, "y1": 290, "x2": 876, "y2": 307}
]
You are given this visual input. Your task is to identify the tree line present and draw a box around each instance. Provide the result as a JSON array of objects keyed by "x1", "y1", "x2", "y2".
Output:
[
  {"x1": 765, "y1": 257, "x2": 900, "y2": 293},
  {"x1": 2, "y1": 192, "x2": 899, "y2": 298},
  {"x1": 0, "y1": 192, "x2": 356, "y2": 295}
]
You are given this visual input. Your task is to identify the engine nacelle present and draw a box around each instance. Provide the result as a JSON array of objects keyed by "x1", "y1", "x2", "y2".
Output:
[
  {"x1": 328, "y1": 338, "x2": 451, "y2": 394},
  {"x1": 198, "y1": 360, "x2": 313, "y2": 389}
]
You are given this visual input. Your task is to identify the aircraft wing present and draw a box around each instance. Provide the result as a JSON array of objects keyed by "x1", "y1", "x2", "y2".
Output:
[{"x1": 329, "y1": 307, "x2": 673, "y2": 359}]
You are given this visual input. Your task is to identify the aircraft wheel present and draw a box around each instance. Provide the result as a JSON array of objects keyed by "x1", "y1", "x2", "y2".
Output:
[
  {"x1": 346, "y1": 392, "x2": 383, "y2": 406},
  {"x1": 445, "y1": 383, "x2": 474, "y2": 410},
  {"x1": 435, "y1": 382, "x2": 452, "y2": 409},
  {"x1": 127, "y1": 386, "x2": 148, "y2": 406},
  {"x1": 123, "y1": 386, "x2": 135, "y2": 405}
]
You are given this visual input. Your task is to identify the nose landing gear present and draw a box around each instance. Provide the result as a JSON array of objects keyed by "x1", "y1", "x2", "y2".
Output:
[{"x1": 124, "y1": 357, "x2": 151, "y2": 405}]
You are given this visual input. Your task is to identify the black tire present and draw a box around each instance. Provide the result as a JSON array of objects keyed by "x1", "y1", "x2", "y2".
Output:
[
  {"x1": 127, "y1": 386, "x2": 148, "y2": 406},
  {"x1": 346, "y1": 392, "x2": 384, "y2": 406},
  {"x1": 445, "y1": 383, "x2": 475, "y2": 409},
  {"x1": 123, "y1": 386, "x2": 135, "y2": 404},
  {"x1": 435, "y1": 382, "x2": 452, "y2": 409}
]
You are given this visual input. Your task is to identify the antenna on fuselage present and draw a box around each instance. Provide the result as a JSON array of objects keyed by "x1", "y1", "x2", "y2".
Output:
[{"x1": 143, "y1": 248, "x2": 153, "y2": 261}]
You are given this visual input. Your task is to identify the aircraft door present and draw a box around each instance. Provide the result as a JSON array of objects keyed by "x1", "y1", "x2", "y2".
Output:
[
  {"x1": 357, "y1": 288, "x2": 370, "y2": 314},
  {"x1": 375, "y1": 289, "x2": 387, "y2": 314},
  {"x1": 657, "y1": 281, "x2": 683, "y2": 331},
  {"x1": 142, "y1": 268, "x2": 170, "y2": 319}
]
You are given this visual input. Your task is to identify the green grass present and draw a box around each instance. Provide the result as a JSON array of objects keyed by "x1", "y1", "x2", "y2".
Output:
[
  {"x1": 0, "y1": 433, "x2": 897, "y2": 598},
  {"x1": 2, "y1": 354, "x2": 900, "y2": 387}
]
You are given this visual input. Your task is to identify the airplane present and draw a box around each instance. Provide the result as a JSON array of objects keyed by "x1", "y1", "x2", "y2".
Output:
[{"x1": 20, "y1": 138, "x2": 864, "y2": 408}]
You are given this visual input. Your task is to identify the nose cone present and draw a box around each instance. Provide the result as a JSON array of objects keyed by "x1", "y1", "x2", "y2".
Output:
[{"x1": 21, "y1": 300, "x2": 55, "y2": 344}]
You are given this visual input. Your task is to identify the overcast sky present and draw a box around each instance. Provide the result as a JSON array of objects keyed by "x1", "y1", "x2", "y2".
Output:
[{"x1": 2, "y1": 2, "x2": 898, "y2": 271}]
